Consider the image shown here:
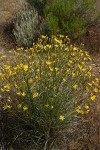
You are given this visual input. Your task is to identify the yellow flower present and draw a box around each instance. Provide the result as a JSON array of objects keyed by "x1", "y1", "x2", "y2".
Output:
[
  {"x1": 76, "y1": 109, "x2": 84, "y2": 114},
  {"x1": 33, "y1": 92, "x2": 39, "y2": 98},
  {"x1": 80, "y1": 52, "x2": 84, "y2": 56},
  {"x1": 85, "y1": 109, "x2": 90, "y2": 114},
  {"x1": 82, "y1": 68, "x2": 86, "y2": 72},
  {"x1": 72, "y1": 72, "x2": 75, "y2": 77},
  {"x1": 49, "y1": 67, "x2": 53, "y2": 71},
  {"x1": 17, "y1": 47, "x2": 23, "y2": 51},
  {"x1": 51, "y1": 106, "x2": 54, "y2": 109},
  {"x1": 4, "y1": 84, "x2": 10, "y2": 89},
  {"x1": 73, "y1": 84, "x2": 78, "y2": 90},
  {"x1": 92, "y1": 74, "x2": 95, "y2": 77},
  {"x1": 0, "y1": 73, "x2": 2, "y2": 77},
  {"x1": 8, "y1": 70, "x2": 13, "y2": 76},
  {"x1": 95, "y1": 78, "x2": 99, "y2": 82},
  {"x1": 30, "y1": 48, "x2": 34, "y2": 51},
  {"x1": 46, "y1": 44, "x2": 52, "y2": 49},
  {"x1": 73, "y1": 47, "x2": 77, "y2": 51},
  {"x1": 78, "y1": 64, "x2": 83, "y2": 70},
  {"x1": 30, "y1": 61, "x2": 34, "y2": 65},
  {"x1": 21, "y1": 92, "x2": 26, "y2": 97},
  {"x1": 8, "y1": 51, "x2": 12, "y2": 54},
  {"x1": 3, "y1": 104, "x2": 12, "y2": 110},
  {"x1": 59, "y1": 115, "x2": 65, "y2": 121},
  {"x1": 89, "y1": 66, "x2": 92, "y2": 71},
  {"x1": 1, "y1": 88, "x2": 4, "y2": 92},
  {"x1": 76, "y1": 71, "x2": 79, "y2": 76},
  {"x1": 59, "y1": 34, "x2": 64, "y2": 38},
  {"x1": 1, "y1": 55, "x2": 7, "y2": 58},
  {"x1": 17, "y1": 103, "x2": 22, "y2": 109},
  {"x1": 8, "y1": 97, "x2": 11, "y2": 102},
  {"x1": 3, "y1": 84, "x2": 10, "y2": 92},
  {"x1": 4, "y1": 65, "x2": 10, "y2": 70},
  {"x1": 81, "y1": 61, "x2": 85, "y2": 65},
  {"x1": 90, "y1": 94, "x2": 96, "y2": 101},
  {"x1": 23, "y1": 65, "x2": 28, "y2": 71},
  {"x1": 16, "y1": 92, "x2": 21, "y2": 95},
  {"x1": 54, "y1": 38, "x2": 61, "y2": 44},
  {"x1": 28, "y1": 78, "x2": 33, "y2": 84},
  {"x1": 86, "y1": 86, "x2": 89, "y2": 91},
  {"x1": 63, "y1": 78, "x2": 66, "y2": 82},
  {"x1": 45, "y1": 104, "x2": 49, "y2": 107},
  {"x1": 83, "y1": 57, "x2": 87, "y2": 61},
  {"x1": 41, "y1": 35, "x2": 46, "y2": 39},
  {"x1": 17, "y1": 48, "x2": 21, "y2": 51},
  {"x1": 84, "y1": 105, "x2": 89, "y2": 109},
  {"x1": 88, "y1": 83, "x2": 92, "y2": 86},
  {"x1": 55, "y1": 67, "x2": 59, "y2": 71},
  {"x1": 92, "y1": 81, "x2": 99, "y2": 86},
  {"x1": 94, "y1": 88, "x2": 99, "y2": 93},
  {"x1": 68, "y1": 60, "x2": 73, "y2": 65},
  {"x1": 71, "y1": 52, "x2": 75, "y2": 56},
  {"x1": 66, "y1": 68, "x2": 70, "y2": 74},
  {"x1": 35, "y1": 75, "x2": 39, "y2": 79},
  {"x1": 14, "y1": 83, "x2": 19, "y2": 89},
  {"x1": 85, "y1": 52, "x2": 90, "y2": 56},
  {"x1": 76, "y1": 106, "x2": 84, "y2": 114},
  {"x1": 46, "y1": 61, "x2": 52, "y2": 65},
  {"x1": 44, "y1": 46, "x2": 47, "y2": 50},
  {"x1": 23, "y1": 106, "x2": 28, "y2": 111}
]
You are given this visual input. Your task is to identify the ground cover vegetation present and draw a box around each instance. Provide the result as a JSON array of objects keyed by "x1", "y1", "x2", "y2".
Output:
[
  {"x1": 0, "y1": 0, "x2": 100, "y2": 149},
  {"x1": 0, "y1": 35, "x2": 99, "y2": 149}
]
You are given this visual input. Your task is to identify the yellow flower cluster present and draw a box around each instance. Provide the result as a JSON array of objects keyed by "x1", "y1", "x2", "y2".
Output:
[
  {"x1": 76, "y1": 105, "x2": 90, "y2": 115},
  {"x1": 59, "y1": 115, "x2": 65, "y2": 121},
  {"x1": 0, "y1": 35, "x2": 99, "y2": 123}
]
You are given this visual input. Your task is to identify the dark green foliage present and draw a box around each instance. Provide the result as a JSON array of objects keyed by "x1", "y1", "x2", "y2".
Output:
[
  {"x1": 27, "y1": 0, "x2": 49, "y2": 15},
  {"x1": 27, "y1": 0, "x2": 96, "y2": 37},
  {"x1": 44, "y1": 0, "x2": 95, "y2": 36}
]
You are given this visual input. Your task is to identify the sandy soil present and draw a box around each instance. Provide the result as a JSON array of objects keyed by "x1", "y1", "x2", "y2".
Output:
[{"x1": 0, "y1": 0, "x2": 27, "y2": 55}]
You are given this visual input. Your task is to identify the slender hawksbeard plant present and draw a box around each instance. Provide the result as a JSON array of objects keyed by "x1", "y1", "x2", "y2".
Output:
[{"x1": 0, "y1": 35, "x2": 99, "y2": 149}]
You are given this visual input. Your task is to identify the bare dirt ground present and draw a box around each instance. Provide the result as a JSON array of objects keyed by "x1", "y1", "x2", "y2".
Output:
[
  {"x1": 0, "y1": 0, "x2": 27, "y2": 55},
  {"x1": 0, "y1": 0, "x2": 100, "y2": 149}
]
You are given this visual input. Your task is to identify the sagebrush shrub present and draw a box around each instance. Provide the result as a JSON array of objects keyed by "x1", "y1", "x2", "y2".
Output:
[
  {"x1": 13, "y1": 6, "x2": 39, "y2": 48},
  {"x1": 0, "y1": 35, "x2": 99, "y2": 149}
]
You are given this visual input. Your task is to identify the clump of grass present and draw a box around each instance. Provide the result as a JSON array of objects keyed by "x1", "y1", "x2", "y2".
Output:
[{"x1": 0, "y1": 35, "x2": 99, "y2": 149}]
